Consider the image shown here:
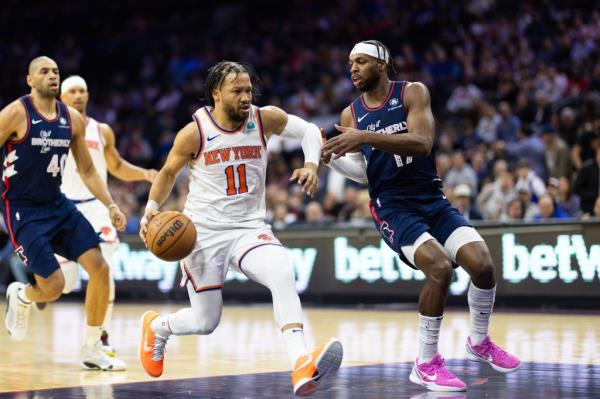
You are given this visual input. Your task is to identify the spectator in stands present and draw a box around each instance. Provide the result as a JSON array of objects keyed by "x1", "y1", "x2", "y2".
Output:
[
  {"x1": 496, "y1": 101, "x2": 521, "y2": 143},
  {"x1": 502, "y1": 125, "x2": 547, "y2": 181},
  {"x1": 514, "y1": 160, "x2": 546, "y2": 201},
  {"x1": 518, "y1": 187, "x2": 539, "y2": 221},
  {"x1": 500, "y1": 198, "x2": 525, "y2": 222},
  {"x1": 470, "y1": 150, "x2": 489, "y2": 190},
  {"x1": 272, "y1": 204, "x2": 296, "y2": 230},
  {"x1": 541, "y1": 124, "x2": 571, "y2": 179},
  {"x1": 558, "y1": 107, "x2": 579, "y2": 146},
  {"x1": 435, "y1": 153, "x2": 451, "y2": 181},
  {"x1": 574, "y1": 145, "x2": 600, "y2": 216},
  {"x1": 446, "y1": 77, "x2": 482, "y2": 114},
  {"x1": 349, "y1": 190, "x2": 372, "y2": 224},
  {"x1": 532, "y1": 91, "x2": 552, "y2": 126},
  {"x1": 514, "y1": 92, "x2": 535, "y2": 126},
  {"x1": 336, "y1": 187, "x2": 359, "y2": 222},
  {"x1": 534, "y1": 194, "x2": 570, "y2": 220},
  {"x1": 571, "y1": 121, "x2": 600, "y2": 170},
  {"x1": 477, "y1": 169, "x2": 516, "y2": 220},
  {"x1": 445, "y1": 151, "x2": 477, "y2": 193},
  {"x1": 451, "y1": 184, "x2": 482, "y2": 221},
  {"x1": 475, "y1": 102, "x2": 500, "y2": 144},
  {"x1": 556, "y1": 176, "x2": 581, "y2": 218},
  {"x1": 304, "y1": 201, "x2": 329, "y2": 224}
]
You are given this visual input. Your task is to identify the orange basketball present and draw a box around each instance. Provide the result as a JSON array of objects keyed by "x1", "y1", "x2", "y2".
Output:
[{"x1": 145, "y1": 211, "x2": 196, "y2": 261}]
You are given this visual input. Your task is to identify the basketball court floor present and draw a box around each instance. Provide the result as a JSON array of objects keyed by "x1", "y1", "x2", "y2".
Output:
[{"x1": 0, "y1": 302, "x2": 599, "y2": 398}]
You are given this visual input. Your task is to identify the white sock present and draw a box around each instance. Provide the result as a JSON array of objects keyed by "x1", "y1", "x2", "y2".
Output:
[
  {"x1": 468, "y1": 282, "x2": 496, "y2": 345},
  {"x1": 17, "y1": 286, "x2": 31, "y2": 304},
  {"x1": 85, "y1": 325, "x2": 103, "y2": 348},
  {"x1": 419, "y1": 314, "x2": 443, "y2": 363},
  {"x1": 282, "y1": 326, "x2": 308, "y2": 367},
  {"x1": 151, "y1": 315, "x2": 173, "y2": 338}
]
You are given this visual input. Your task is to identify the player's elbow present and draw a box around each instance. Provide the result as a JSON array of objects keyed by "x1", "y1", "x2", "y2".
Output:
[{"x1": 414, "y1": 141, "x2": 433, "y2": 156}]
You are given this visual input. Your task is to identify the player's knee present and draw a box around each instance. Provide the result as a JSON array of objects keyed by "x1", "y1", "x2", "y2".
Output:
[
  {"x1": 45, "y1": 281, "x2": 65, "y2": 301},
  {"x1": 269, "y1": 261, "x2": 296, "y2": 287},
  {"x1": 426, "y1": 258, "x2": 454, "y2": 287},
  {"x1": 471, "y1": 258, "x2": 495, "y2": 287},
  {"x1": 86, "y1": 260, "x2": 110, "y2": 280},
  {"x1": 191, "y1": 317, "x2": 219, "y2": 335}
]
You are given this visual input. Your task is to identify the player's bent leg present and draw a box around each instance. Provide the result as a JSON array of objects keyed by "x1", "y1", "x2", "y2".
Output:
[
  {"x1": 5, "y1": 268, "x2": 64, "y2": 341},
  {"x1": 239, "y1": 244, "x2": 343, "y2": 396},
  {"x1": 99, "y1": 242, "x2": 117, "y2": 341},
  {"x1": 140, "y1": 283, "x2": 223, "y2": 378},
  {"x1": 452, "y1": 237, "x2": 521, "y2": 373},
  {"x1": 78, "y1": 248, "x2": 109, "y2": 326},
  {"x1": 77, "y1": 248, "x2": 125, "y2": 371},
  {"x1": 411, "y1": 239, "x2": 454, "y2": 317},
  {"x1": 406, "y1": 238, "x2": 466, "y2": 391}
]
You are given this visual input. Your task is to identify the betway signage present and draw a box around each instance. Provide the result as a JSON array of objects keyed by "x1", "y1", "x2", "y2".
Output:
[
  {"x1": 69, "y1": 222, "x2": 600, "y2": 299},
  {"x1": 502, "y1": 233, "x2": 600, "y2": 284}
]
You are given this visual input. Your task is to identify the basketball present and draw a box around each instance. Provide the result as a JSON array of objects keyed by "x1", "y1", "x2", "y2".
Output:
[{"x1": 145, "y1": 211, "x2": 196, "y2": 261}]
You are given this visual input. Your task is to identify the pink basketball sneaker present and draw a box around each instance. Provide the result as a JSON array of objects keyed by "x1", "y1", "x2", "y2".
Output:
[
  {"x1": 466, "y1": 335, "x2": 521, "y2": 373},
  {"x1": 409, "y1": 354, "x2": 467, "y2": 392}
]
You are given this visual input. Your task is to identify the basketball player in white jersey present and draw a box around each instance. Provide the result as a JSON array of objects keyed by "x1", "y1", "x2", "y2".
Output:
[
  {"x1": 138, "y1": 62, "x2": 343, "y2": 396},
  {"x1": 57, "y1": 75, "x2": 158, "y2": 359}
]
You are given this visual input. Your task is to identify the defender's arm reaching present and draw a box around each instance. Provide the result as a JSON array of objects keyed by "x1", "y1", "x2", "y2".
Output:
[{"x1": 322, "y1": 82, "x2": 435, "y2": 159}]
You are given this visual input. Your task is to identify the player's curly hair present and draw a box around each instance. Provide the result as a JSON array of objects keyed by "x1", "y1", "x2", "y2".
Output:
[
  {"x1": 361, "y1": 40, "x2": 397, "y2": 77},
  {"x1": 204, "y1": 61, "x2": 260, "y2": 106}
]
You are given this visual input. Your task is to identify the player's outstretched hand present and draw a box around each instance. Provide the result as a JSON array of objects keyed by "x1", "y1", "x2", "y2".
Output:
[
  {"x1": 145, "y1": 169, "x2": 159, "y2": 183},
  {"x1": 139, "y1": 210, "x2": 160, "y2": 247},
  {"x1": 289, "y1": 166, "x2": 318, "y2": 198},
  {"x1": 322, "y1": 124, "x2": 365, "y2": 160},
  {"x1": 109, "y1": 205, "x2": 127, "y2": 232}
]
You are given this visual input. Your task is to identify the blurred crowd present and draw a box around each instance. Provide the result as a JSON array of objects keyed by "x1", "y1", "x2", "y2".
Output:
[{"x1": 1, "y1": 0, "x2": 600, "y2": 233}]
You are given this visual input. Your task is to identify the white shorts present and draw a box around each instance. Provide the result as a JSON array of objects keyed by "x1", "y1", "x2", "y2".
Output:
[
  {"x1": 56, "y1": 198, "x2": 118, "y2": 264},
  {"x1": 179, "y1": 223, "x2": 282, "y2": 292}
]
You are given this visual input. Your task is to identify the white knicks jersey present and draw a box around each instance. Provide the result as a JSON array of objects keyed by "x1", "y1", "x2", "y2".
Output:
[
  {"x1": 184, "y1": 105, "x2": 268, "y2": 230},
  {"x1": 61, "y1": 117, "x2": 108, "y2": 200}
]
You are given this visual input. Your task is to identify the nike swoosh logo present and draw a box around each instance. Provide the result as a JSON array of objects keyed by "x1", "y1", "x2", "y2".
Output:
[
  {"x1": 418, "y1": 369, "x2": 437, "y2": 381},
  {"x1": 357, "y1": 114, "x2": 368, "y2": 122},
  {"x1": 207, "y1": 135, "x2": 219, "y2": 141},
  {"x1": 32, "y1": 119, "x2": 43, "y2": 124}
]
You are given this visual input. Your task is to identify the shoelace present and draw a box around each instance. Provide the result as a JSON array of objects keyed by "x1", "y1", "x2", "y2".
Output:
[
  {"x1": 152, "y1": 335, "x2": 169, "y2": 361},
  {"x1": 488, "y1": 343, "x2": 509, "y2": 360},
  {"x1": 15, "y1": 302, "x2": 30, "y2": 329}
]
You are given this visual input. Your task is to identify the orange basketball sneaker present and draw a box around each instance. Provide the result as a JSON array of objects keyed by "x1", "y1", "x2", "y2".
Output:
[
  {"x1": 139, "y1": 311, "x2": 169, "y2": 377},
  {"x1": 291, "y1": 338, "x2": 343, "y2": 396}
]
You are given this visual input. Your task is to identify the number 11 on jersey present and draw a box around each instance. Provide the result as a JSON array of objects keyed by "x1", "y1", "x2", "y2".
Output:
[{"x1": 225, "y1": 164, "x2": 248, "y2": 195}]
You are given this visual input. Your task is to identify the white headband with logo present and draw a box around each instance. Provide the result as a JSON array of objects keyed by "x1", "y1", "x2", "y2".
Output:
[
  {"x1": 61, "y1": 75, "x2": 87, "y2": 94},
  {"x1": 350, "y1": 42, "x2": 390, "y2": 62}
]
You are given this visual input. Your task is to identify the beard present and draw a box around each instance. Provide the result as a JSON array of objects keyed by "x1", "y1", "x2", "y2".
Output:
[
  {"x1": 358, "y1": 73, "x2": 381, "y2": 93},
  {"x1": 38, "y1": 85, "x2": 58, "y2": 99},
  {"x1": 223, "y1": 102, "x2": 249, "y2": 122}
]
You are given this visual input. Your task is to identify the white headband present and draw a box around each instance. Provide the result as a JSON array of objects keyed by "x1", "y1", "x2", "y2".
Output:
[
  {"x1": 350, "y1": 42, "x2": 390, "y2": 62},
  {"x1": 61, "y1": 75, "x2": 87, "y2": 94}
]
